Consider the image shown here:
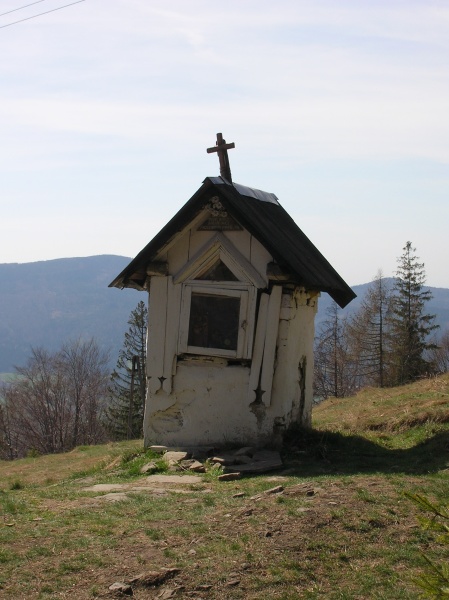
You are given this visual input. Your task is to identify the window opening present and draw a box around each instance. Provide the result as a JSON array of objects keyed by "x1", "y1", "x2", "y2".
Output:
[
  {"x1": 196, "y1": 259, "x2": 238, "y2": 281},
  {"x1": 188, "y1": 293, "x2": 240, "y2": 351}
]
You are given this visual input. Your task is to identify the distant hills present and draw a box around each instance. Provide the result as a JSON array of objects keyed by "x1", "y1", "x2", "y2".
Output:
[
  {"x1": 0, "y1": 256, "x2": 139, "y2": 373},
  {"x1": 316, "y1": 278, "x2": 449, "y2": 333},
  {"x1": 0, "y1": 256, "x2": 448, "y2": 374}
]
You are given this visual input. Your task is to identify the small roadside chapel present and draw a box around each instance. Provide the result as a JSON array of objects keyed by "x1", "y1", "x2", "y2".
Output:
[{"x1": 110, "y1": 134, "x2": 355, "y2": 448}]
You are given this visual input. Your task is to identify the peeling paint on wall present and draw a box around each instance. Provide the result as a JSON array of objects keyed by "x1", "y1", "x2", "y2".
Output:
[{"x1": 150, "y1": 403, "x2": 184, "y2": 434}]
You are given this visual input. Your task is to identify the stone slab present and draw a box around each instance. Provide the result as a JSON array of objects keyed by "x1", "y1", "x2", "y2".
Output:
[{"x1": 146, "y1": 474, "x2": 202, "y2": 484}]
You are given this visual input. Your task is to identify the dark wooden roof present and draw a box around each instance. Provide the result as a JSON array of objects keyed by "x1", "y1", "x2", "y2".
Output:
[{"x1": 109, "y1": 177, "x2": 356, "y2": 308}]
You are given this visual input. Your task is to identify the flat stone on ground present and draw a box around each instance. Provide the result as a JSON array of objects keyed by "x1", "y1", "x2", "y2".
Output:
[
  {"x1": 83, "y1": 475, "x2": 203, "y2": 495},
  {"x1": 83, "y1": 484, "x2": 128, "y2": 492},
  {"x1": 218, "y1": 472, "x2": 241, "y2": 481},
  {"x1": 233, "y1": 447, "x2": 256, "y2": 457},
  {"x1": 222, "y1": 450, "x2": 283, "y2": 474},
  {"x1": 95, "y1": 492, "x2": 130, "y2": 502},
  {"x1": 163, "y1": 451, "x2": 190, "y2": 465},
  {"x1": 146, "y1": 474, "x2": 202, "y2": 484}
]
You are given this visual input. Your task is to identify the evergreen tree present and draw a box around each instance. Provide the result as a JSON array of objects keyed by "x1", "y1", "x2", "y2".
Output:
[
  {"x1": 347, "y1": 271, "x2": 393, "y2": 388},
  {"x1": 388, "y1": 242, "x2": 438, "y2": 385},
  {"x1": 105, "y1": 301, "x2": 147, "y2": 439}
]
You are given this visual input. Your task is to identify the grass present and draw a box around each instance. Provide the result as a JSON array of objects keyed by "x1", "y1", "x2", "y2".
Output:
[
  {"x1": 0, "y1": 375, "x2": 449, "y2": 598},
  {"x1": 0, "y1": 372, "x2": 18, "y2": 383}
]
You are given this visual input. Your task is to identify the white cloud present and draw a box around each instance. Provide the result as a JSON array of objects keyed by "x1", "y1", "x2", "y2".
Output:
[{"x1": 0, "y1": 0, "x2": 448, "y2": 287}]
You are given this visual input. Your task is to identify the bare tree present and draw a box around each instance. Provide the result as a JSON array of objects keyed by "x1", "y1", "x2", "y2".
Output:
[
  {"x1": 9, "y1": 347, "x2": 71, "y2": 455},
  {"x1": 0, "y1": 389, "x2": 20, "y2": 460},
  {"x1": 427, "y1": 329, "x2": 449, "y2": 374},
  {"x1": 59, "y1": 338, "x2": 110, "y2": 446},
  {"x1": 347, "y1": 271, "x2": 393, "y2": 388},
  {"x1": 314, "y1": 302, "x2": 358, "y2": 400},
  {"x1": 1, "y1": 339, "x2": 110, "y2": 459}
]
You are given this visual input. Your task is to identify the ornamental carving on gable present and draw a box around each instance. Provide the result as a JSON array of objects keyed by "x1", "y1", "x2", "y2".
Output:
[
  {"x1": 204, "y1": 196, "x2": 228, "y2": 217},
  {"x1": 199, "y1": 196, "x2": 242, "y2": 231}
]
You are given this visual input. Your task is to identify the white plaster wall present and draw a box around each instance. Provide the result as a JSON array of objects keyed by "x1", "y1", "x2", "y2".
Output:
[
  {"x1": 143, "y1": 216, "x2": 318, "y2": 448},
  {"x1": 156, "y1": 214, "x2": 273, "y2": 282},
  {"x1": 144, "y1": 360, "x2": 272, "y2": 446},
  {"x1": 143, "y1": 287, "x2": 318, "y2": 448},
  {"x1": 271, "y1": 289, "x2": 318, "y2": 430}
]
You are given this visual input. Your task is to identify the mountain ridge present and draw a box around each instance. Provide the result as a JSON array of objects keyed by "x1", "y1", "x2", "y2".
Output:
[
  {"x1": 1, "y1": 256, "x2": 448, "y2": 374},
  {"x1": 0, "y1": 255, "x2": 139, "y2": 373}
]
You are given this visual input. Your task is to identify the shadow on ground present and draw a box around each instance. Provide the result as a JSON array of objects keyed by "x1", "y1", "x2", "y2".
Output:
[{"x1": 282, "y1": 427, "x2": 449, "y2": 476}]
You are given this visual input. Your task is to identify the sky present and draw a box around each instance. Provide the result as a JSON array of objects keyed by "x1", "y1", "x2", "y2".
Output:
[{"x1": 1, "y1": 0, "x2": 448, "y2": 288}]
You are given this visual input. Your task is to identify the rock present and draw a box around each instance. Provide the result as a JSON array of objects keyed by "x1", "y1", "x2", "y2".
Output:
[
  {"x1": 264, "y1": 485, "x2": 284, "y2": 495},
  {"x1": 182, "y1": 446, "x2": 216, "y2": 460},
  {"x1": 189, "y1": 460, "x2": 206, "y2": 473},
  {"x1": 283, "y1": 483, "x2": 323, "y2": 497},
  {"x1": 218, "y1": 472, "x2": 241, "y2": 481},
  {"x1": 157, "y1": 589, "x2": 177, "y2": 599},
  {"x1": 235, "y1": 455, "x2": 253, "y2": 464},
  {"x1": 252, "y1": 449, "x2": 282, "y2": 462},
  {"x1": 97, "y1": 492, "x2": 129, "y2": 502},
  {"x1": 233, "y1": 446, "x2": 256, "y2": 457},
  {"x1": 150, "y1": 445, "x2": 169, "y2": 454},
  {"x1": 196, "y1": 584, "x2": 213, "y2": 590},
  {"x1": 223, "y1": 450, "x2": 283, "y2": 474},
  {"x1": 211, "y1": 453, "x2": 238, "y2": 465},
  {"x1": 146, "y1": 474, "x2": 202, "y2": 484},
  {"x1": 140, "y1": 461, "x2": 158, "y2": 474},
  {"x1": 164, "y1": 451, "x2": 190, "y2": 466},
  {"x1": 84, "y1": 484, "x2": 127, "y2": 492},
  {"x1": 127, "y1": 568, "x2": 181, "y2": 588},
  {"x1": 225, "y1": 579, "x2": 240, "y2": 587},
  {"x1": 249, "y1": 493, "x2": 263, "y2": 501},
  {"x1": 109, "y1": 581, "x2": 133, "y2": 595}
]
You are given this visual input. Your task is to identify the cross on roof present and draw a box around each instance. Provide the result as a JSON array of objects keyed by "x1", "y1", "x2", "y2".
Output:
[{"x1": 207, "y1": 132, "x2": 235, "y2": 182}]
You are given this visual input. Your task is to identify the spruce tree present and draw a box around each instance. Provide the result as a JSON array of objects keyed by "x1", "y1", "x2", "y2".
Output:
[
  {"x1": 388, "y1": 242, "x2": 438, "y2": 385},
  {"x1": 105, "y1": 300, "x2": 147, "y2": 439}
]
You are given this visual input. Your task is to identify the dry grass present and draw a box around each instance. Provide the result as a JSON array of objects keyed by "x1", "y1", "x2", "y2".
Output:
[
  {"x1": 313, "y1": 372, "x2": 449, "y2": 433},
  {"x1": 0, "y1": 441, "x2": 142, "y2": 487},
  {"x1": 1, "y1": 375, "x2": 449, "y2": 599}
]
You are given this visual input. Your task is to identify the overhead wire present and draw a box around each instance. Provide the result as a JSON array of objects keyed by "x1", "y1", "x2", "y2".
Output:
[
  {"x1": 0, "y1": 0, "x2": 86, "y2": 29},
  {"x1": 0, "y1": 1, "x2": 50, "y2": 19}
]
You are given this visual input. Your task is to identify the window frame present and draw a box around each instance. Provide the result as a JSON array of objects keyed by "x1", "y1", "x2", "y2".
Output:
[{"x1": 178, "y1": 281, "x2": 255, "y2": 359}]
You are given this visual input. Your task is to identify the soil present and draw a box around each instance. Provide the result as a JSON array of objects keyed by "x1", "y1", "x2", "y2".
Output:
[{"x1": 3, "y1": 473, "x2": 426, "y2": 599}]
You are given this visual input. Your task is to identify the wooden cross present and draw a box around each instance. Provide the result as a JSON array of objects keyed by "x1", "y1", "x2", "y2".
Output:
[{"x1": 207, "y1": 132, "x2": 235, "y2": 182}]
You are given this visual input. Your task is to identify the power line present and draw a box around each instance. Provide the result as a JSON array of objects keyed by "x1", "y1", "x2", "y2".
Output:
[
  {"x1": 0, "y1": 0, "x2": 86, "y2": 29},
  {"x1": 0, "y1": 1, "x2": 49, "y2": 19}
]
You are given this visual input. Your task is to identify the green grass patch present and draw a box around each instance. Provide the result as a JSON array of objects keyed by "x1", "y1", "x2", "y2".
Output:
[{"x1": 0, "y1": 376, "x2": 449, "y2": 598}]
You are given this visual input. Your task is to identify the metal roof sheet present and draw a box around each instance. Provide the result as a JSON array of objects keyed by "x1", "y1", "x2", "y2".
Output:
[
  {"x1": 109, "y1": 177, "x2": 356, "y2": 308},
  {"x1": 208, "y1": 177, "x2": 279, "y2": 205}
]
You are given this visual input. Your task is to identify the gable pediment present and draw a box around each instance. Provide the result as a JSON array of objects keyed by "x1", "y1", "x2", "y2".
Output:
[
  {"x1": 173, "y1": 232, "x2": 267, "y2": 289},
  {"x1": 109, "y1": 177, "x2": 355, "y2": 308}
]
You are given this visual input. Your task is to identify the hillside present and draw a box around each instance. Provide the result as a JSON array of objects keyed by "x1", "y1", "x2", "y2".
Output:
[
  {"x1": 316, "y1": 278, "x2": 449, "y2": 332},
  {"x1": 0, "y1": 255, "x2": 140, "y2": 373},
  {"x1": 1, "y1": 376, "x2": 448, "y2": 598},
  {"x1": 1, "y1": 256, "x2": 448, "y2": 375}
]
